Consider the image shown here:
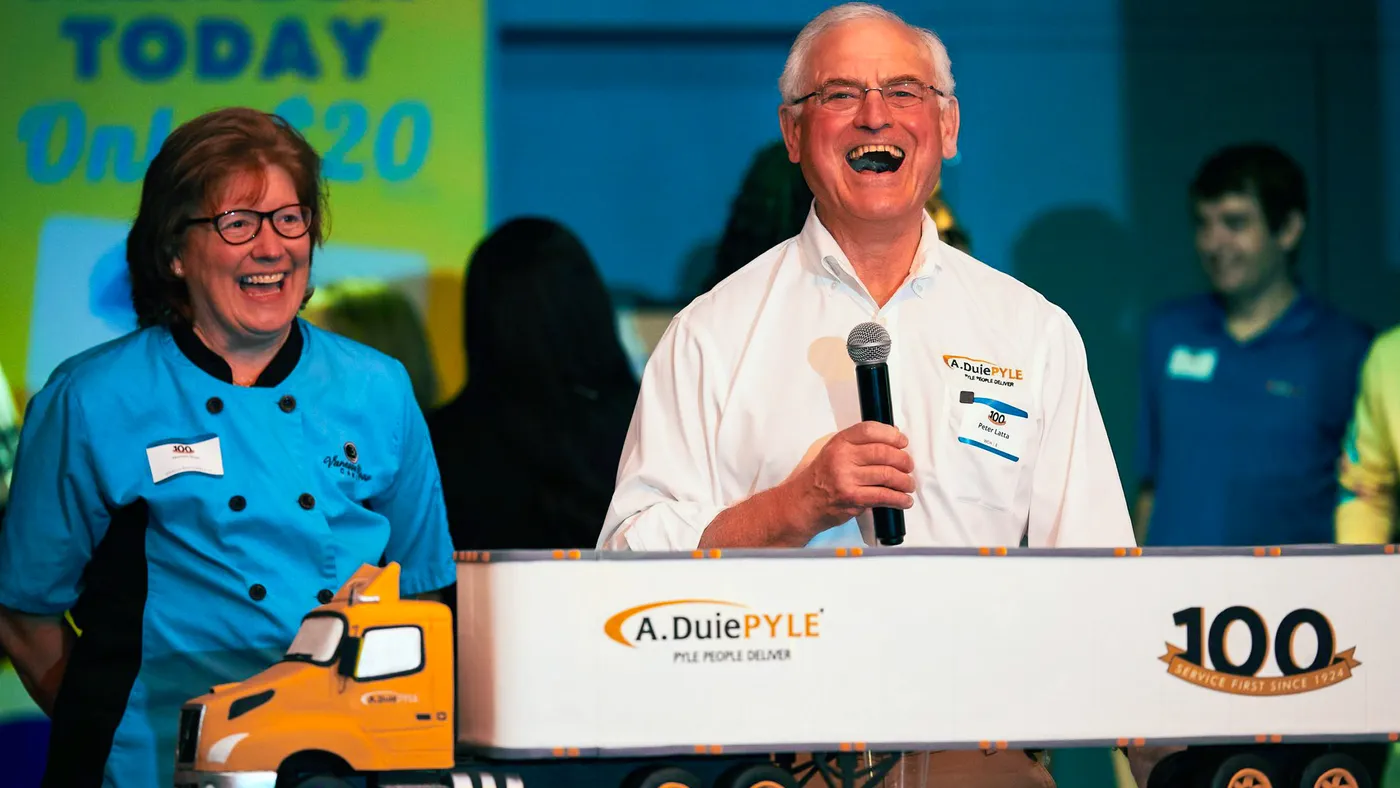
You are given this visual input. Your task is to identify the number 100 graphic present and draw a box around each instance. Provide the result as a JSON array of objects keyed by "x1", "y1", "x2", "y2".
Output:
[{"x1": 1159, "y1": 606, "x2": 1362, "y2": 697}]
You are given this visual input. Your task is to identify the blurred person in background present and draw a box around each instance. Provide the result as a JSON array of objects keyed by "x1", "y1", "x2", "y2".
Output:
[
  {"x1": 1134, "y1": 143, "x2": 1371, "y2": 548},
  {"x1": 428, "y1": 217, "x2": 639, "y2": 551},
  {"x1": 704, "y1": 139, "x2": 815, "y2": 293},
  {"x1": 1337, "y1": 326, "x2": 1400, "y2": 545},
  {"x1": 925, "y1": 181, "x2": 971, "y2": 254},
  {"x1": 1129, "y1": 143, "x2": 1381, "y2": 787},
  {"x1": 0, "y1": 107, "x2": 455, "y2": 788},
  {"x1": 1331, "y1": 322, "x2": 1400, "y2": 785},
  {"x1": 304, "y1": 279, "x2": 440, "y2": 412},
  {"x1": 614, "y1": 140, "x2": 815, "y2": 378}
]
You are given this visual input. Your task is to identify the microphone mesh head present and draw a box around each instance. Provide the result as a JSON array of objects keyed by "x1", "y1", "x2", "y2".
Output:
[{"x1": 846, "y1": 322, "x2": 891, "y2": 365}]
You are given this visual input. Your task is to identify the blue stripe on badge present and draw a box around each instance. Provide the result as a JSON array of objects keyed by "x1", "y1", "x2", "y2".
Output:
[
  {"x1": 971, "y1": 397, "x2": 1028, "y2": 419},
  {"x1": 958, "y1": 437, "x2": 1020, "y2": 462}
]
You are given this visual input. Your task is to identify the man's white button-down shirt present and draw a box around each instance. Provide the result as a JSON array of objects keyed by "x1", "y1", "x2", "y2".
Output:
[{"x1": 600, "y1": 206, "x2": 1134, "y2": 550}]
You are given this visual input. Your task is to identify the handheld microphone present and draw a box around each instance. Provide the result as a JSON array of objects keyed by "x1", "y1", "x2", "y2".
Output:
[{"x1": 846, "y1": 322, "x2": 905, "y2": 546}]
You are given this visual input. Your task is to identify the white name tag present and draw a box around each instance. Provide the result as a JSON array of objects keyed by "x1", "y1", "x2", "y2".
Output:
[
  {"x1": 147, "y1": 436, "x2": 224, "y2": 483},
  {"x1": 956, "y1": 397, "x2": 1029, "y2": 462},
  {"x1": 1167, "y1": 345, "x2": 1217, "y2": 381}
]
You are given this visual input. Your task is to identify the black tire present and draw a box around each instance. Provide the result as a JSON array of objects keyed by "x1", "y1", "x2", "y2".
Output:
[
  {"x1": 1212, "y1": 753, "x2": 1284, "y2": 788},
  {"x1": 276, "y1": 751, "x2": 356, "y2": 788},
  {"x1": 621, "y1": 764, "x2": 703, "y2": 788},
  {"x1": 1299, "y1": 752, "x2": 1374, "y2": 788},
  {"x1": 1144, "y1": 747, "x2": 1197, "y2": 788},
  {"x1": 293, "y1": 778, "x2": 355, "y2": 788},
  {"x1": 717, "y1": 762, "x2": 800, "y2": 788}
]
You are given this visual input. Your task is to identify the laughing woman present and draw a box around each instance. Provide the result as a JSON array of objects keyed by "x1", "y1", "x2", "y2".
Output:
[{"x1": 0, "y1": 107, "x2": 455, "y2": 788}]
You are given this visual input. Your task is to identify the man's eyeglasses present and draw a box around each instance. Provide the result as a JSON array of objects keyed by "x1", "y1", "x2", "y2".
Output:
[
  {"x1": 790, "y1": 81, "x2": 947, "y2": 113},
  {"x1": 185, "y1": 204, "x2": 313, "y2": 245}
]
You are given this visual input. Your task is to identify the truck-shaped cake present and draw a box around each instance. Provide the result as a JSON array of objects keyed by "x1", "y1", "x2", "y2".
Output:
[{"x1": 173, "y1": 544, "x2": 1400, "y2": 788}]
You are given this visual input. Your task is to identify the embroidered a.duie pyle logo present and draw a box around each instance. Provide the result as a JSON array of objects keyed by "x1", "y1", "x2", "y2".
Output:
[
  {"x1": 324, "y1": 441, "x2": 371, "y2": 482},
  {"x1": 1159, "y1": 606, "x2": 1360, "y2": 696},
  {"x1": 943, "y1": 355, "x2": 1023, "y2": 388}
]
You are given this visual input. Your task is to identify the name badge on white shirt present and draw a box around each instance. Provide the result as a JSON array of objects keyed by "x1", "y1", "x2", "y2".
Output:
[
  {"x1": 147, "y1": 435, "x2": 224, "y2": 483},
  {"x1": 1166, "y1": 345, "x2": 1217, "y2": 381},
  {"x1": 956, "y1": 396, "x2": 1029, "y2": 463}
]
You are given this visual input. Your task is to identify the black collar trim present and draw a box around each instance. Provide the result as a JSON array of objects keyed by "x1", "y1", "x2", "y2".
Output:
[{"x1": 170, "y1": 320, "x2": 303, "y2": 387}]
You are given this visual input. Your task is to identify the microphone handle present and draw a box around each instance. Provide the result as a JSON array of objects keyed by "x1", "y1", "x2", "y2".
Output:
[{"x1": 855, "y1": 362, "x2": 906, "y2": 546}]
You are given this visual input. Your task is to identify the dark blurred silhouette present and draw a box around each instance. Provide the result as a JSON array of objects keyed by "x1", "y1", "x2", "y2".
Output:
[
  {"x1": 702, "y1": 140, "x2": 814, "y2": 294},
  {"x1": 1013, "y1": 205, "x2": 1144, "y2": 484},
  {"x1": 427, "y1": 217, "x2": 639, "y2": 550}
]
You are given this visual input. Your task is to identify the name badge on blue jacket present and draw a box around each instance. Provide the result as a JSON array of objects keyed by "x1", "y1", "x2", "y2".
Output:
[{"x1": 146, "y1": 435, "x2": 223, "y2": 483}]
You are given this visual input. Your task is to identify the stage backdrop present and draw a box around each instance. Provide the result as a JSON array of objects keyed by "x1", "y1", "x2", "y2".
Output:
[{"x1": 0, "y1": 0, "x2": 486, "y2": 411}]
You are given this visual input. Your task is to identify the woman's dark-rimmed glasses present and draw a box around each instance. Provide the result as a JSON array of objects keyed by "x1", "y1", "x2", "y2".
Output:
[{"x1": 185, "y1": 204, "x2": 313, "y2": 245}]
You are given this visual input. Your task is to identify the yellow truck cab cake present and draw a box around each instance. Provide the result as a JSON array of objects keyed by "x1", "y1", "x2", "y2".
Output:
[{"x1": 175, "y1": 563, "x2": 458, "y2": 786}]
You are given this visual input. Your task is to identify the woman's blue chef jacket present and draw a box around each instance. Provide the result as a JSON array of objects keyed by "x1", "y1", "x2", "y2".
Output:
[{"x1": 0, "y1": 318, "x2": 457, "y2": 788}]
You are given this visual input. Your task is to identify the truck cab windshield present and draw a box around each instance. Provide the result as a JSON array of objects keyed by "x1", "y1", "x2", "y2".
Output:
[{"x1": 284, "y1": 614, "x2": 345, "y2": 665}]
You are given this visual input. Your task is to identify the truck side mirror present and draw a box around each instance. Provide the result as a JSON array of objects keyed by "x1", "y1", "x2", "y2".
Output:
[{"x1": 336, "y1": 635, "x2": 361, "y2": 679}]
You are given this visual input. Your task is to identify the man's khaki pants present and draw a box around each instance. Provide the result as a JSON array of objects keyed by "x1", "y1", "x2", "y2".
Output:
[{"x1": 793, "y1": 750, "x2": 1057, "y2": 788}]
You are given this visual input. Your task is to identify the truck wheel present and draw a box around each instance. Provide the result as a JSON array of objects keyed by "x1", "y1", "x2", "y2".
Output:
[
  {"x1": 717, "y1": 762, "x2": 799, "y2": 788},
  {"x1": 293, "y1": 778, "x2": 355, "y2": 788},
  {"x1": 1299, "y1": 753, "x2": 1373, "y2": 788},
  {"x1": 1211, "y1": 753, "x2": 1282, "y2": 788},
  {"x1": 621, "y1": 765, "x2": 702, "y2": 788}
]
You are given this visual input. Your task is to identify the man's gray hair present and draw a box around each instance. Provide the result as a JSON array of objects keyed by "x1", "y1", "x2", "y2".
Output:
[{"x1": 778, "y1": 3, "x2": 955, "y2": 106}]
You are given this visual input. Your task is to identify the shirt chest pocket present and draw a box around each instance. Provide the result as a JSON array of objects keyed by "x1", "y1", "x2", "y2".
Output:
[{"x1": 937, "y1": 391, "x2": 1033, "y2": 513}]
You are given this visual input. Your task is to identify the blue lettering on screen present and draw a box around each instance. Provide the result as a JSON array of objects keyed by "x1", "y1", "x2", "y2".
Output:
[
  {"x1": 121, "y1": 17, "x2": 186, "y2": 82},
  {"x1": 328, "y1": 18, "x2": 383, "y2": 79},
  {"x1": 20, "y1": 101, "x2": 432, "y2": 185},
  {"x1": 323, "y1": 101, "x2": 369, "y2": 181},
  {"x1": 261, "y1": 18, "x2": 321, "y2": 80},
  {"x1": 23, "y1": 14, "x2": 427, "y2": 185},
  {"x1": 375, "y1": 101, "x2": 431, "y2": 182},
  {"x1": 88, "y1": 108, "x2": 174, "y2": 182},
  {"x1": 196, "y1": 19, "x2": 253, "y2": 81},
  {"x1": 60, "y1": 17, "x2": 113, "y2": 80},
  {"x1": 19, "y1": 102, "x2": 85, "y2": 184},
  {"x1": 58, "y1": 15, "x2": 384, "y2": 82},
  {"x1": 274, "y1": 97, "x2": 431, "y2": 183}
]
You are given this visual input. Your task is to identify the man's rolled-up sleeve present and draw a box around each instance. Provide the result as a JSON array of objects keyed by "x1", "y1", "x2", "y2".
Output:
[
  {"x1": 1027, "y1": 307, "x2": 1136, "y2": 547},
  {"x1": 599, "y1": 315, "x2": 726, "y2": 551}
]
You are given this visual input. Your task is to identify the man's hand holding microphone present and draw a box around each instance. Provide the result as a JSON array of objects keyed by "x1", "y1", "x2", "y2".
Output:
[{"x1": 699, "y1": 322, "x2": 913, "y2": 549}]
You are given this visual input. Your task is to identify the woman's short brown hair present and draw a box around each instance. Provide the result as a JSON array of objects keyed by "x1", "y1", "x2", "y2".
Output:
[{"x1": 126, "y1": 107, "x2": 329, "y2": 329}]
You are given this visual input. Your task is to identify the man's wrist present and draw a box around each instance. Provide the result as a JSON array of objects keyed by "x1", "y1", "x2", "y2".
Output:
[
  {"x1": 765, "y1": 479, "x2": 817, "y2": 546},
  {"x1": 699, "y1": 480, "x2": 818, "y2": 549}
]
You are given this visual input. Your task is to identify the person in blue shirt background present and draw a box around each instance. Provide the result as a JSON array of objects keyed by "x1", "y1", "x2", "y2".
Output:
[
  {"x1": 1134, "y1": 143, "x2": 1373, "y2": 548},
  {"x1": 0, "y1": 107, "x2": 456, "y2": 788},
  {"x1": 1126, "y1": 142, "x2": 1381, "y2": 788}
]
